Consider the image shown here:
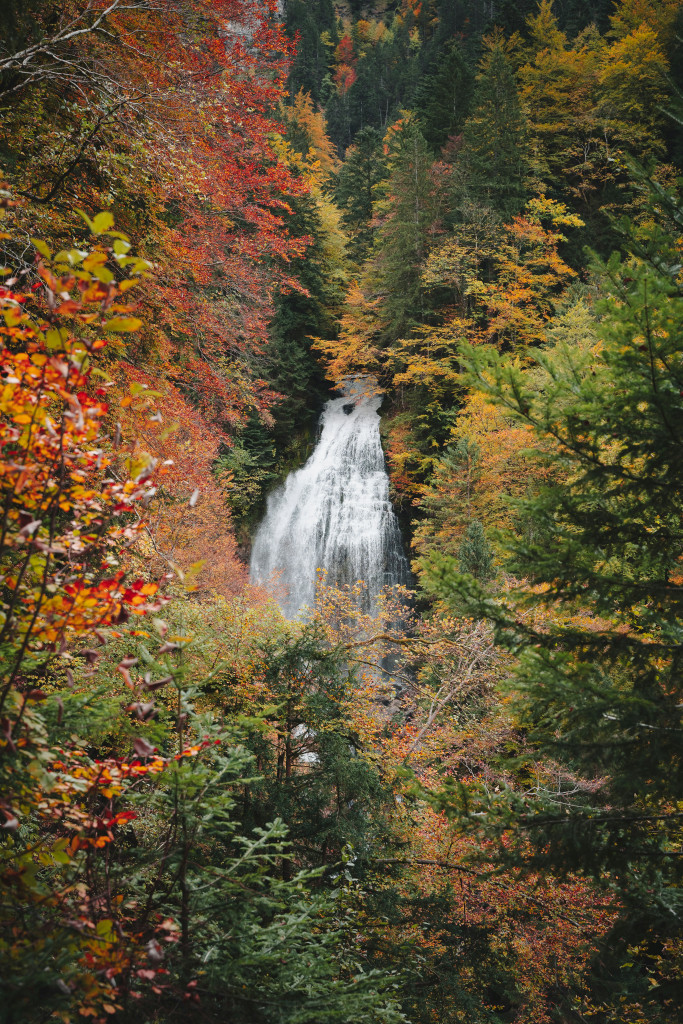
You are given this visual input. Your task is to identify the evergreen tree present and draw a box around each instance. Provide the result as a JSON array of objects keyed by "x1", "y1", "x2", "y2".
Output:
[
  {"x1": 130, "y1": 735, "x2": 406, "y2": 1024},
  {"x1": 434, "y1": 0, "x2": 465, "y2": 39},
  {"x1": 413, "y1": 438, "x2": 483, "y2": 568},
  {"x1": 221, "y1": 156, "x2": 345, "y2": 525},
  {"x1": 214, "y1": 413, "x2": 278, "y2": 524},
  {"x1": 371, "y1": 117, "x2": 436, "y2": 342},
  {"x1": 460, "y1": 31, "x2": 530, "y2": 219},
  {"x1": 235, "y1": 626, "x2": 399, "y2": 869},
  {"x1": 457, "y1": 519, "x2": 494, "y2": 580},
  {"x1": 429, "y1": 190, "x2": 683, "y2": 1020},
  {"x1": 285, "y1": 0, "x2": 337, "y2": 104},
  {"x1": 266, "y1": 188, "x2": 342, "y2": 463},
  {"x1": 324, "y1": 85, "x2": 353, "y2": 155},
  {"x1": 414, "y1": 38, "x2": 475, "y2": 151},
  {"x1": 334, "y1": 126, "x2": 387, "y2": 263},
  {"x1": 662, "y1": 6, "x2": 683, "y2": 166},
  {"x1": 324, "y1": 13, "x2": 421, "y2": 153}
]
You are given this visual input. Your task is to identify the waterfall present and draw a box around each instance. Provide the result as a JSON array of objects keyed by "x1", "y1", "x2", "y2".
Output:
[{"x1": 250, "y1": 381, "x2": 409, "y2": 618}]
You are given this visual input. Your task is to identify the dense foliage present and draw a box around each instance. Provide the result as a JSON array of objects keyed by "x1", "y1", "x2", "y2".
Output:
[{"x1": 1, "y1": 2, "x2": 681, "y2": 1023}]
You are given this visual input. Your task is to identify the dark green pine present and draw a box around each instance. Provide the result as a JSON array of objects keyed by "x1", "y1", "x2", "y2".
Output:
[
  {"x1": 414, "y1": 38, "x2": 475, "y2": 152},
  {"x1": 460, "y1": 38, "x2": 530, "y2": 219},
  {"x1": 333, "y1": 126, "x2": 387, "y2": 264},
  {"x1": 428, "y1": 190, "x2": 683, "y2": 1021},
  {"x1": 371, "y1": 119, "x2": 436, "y2": 344},
  {"x1": 458, "y1": 520, "x2": 494, "y2": 581}
]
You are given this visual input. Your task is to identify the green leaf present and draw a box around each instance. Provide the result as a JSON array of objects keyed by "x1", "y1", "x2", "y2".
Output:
[
  {"x1": 92, "y1": 265, "x2": 115, "y2": 284},
  {"x1": 45, "y1": 327, "x2": 69, "y2": 351},
  {"x1": 160, "y1": 421, "x2": 180, "y2": 440},
  {"x1": 66, "y1": 248, "x2": 86, "y2": 266},
  {"x1": 138, "y1": 644, "x2": 155, "y2": 665},
  {"x1": 31, "y1": 239, "x2": 52, "y2": 259},
  {"x1": 184, "y1": 560, "x2": 206, "y2": 584},
  {"x1": 77, "y1": 209, "x2": 95, "y2": 232}
]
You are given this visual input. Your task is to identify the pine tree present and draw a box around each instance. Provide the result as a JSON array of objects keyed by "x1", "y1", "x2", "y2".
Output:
[
  {"x1": 236, "y1": 626, "x2": 399, "y2": 870},
  {"x1": 414, "y1": 38, "x2": 475, "y2": 151},
  {"x1": 429, "y1": 188, "x2": 683, "y2": 1020},
  {"x1": 334, "y1": 126, "x2": 387, "y2": 263},
  {"x1": 285, "y1": 0, "x2": 337, "y2": 104},
  {"x1": 460, "y1": 31, "x2": 530, "y2": 219},
  {"x1": 266, "y1": 187, "x2": 343, "y2": 464},
  {"x1": 324, "y1": 11, "x2": 421, "y2": 152},
  {"x1": 371, "y1": 117, "x2": 436, "y2": 342},
  {"x1": 458, "y1": 520, "x2": 494, "y2": 581}
]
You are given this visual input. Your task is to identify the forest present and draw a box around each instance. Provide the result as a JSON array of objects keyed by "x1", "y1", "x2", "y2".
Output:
[{"x1": 0, "y1": 1, "x2": 681, "y2": 1022}]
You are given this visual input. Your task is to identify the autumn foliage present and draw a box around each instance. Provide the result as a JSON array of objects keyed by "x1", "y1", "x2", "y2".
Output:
[{"x1": 1, "y1": 1, "x2": 682, "y2": 1022}]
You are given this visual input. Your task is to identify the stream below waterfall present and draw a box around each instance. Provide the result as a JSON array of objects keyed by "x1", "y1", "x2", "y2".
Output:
[{"x1": 250, "y1": 380, "x2": 409, "y2": 618}]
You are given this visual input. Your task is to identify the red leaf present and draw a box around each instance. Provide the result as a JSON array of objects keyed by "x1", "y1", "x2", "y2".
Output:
[{"x1": 136, "y1": 969, "x2": 157, "y2": 981}]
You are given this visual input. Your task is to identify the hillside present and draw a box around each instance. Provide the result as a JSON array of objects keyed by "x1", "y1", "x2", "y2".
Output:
[{"x1": 0, "y1": 2, "x2": 681, "y2": 1023}]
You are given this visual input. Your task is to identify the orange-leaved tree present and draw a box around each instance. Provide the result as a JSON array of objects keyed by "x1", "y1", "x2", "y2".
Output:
[
  {"x1": 1, "y1": 0, "x2": 312, "y2": 444},
  {"x1": 0, "y1": 198, "x2": 181, "y2": 1019}
]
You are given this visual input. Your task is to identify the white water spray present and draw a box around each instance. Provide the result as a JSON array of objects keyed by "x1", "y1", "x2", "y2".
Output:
[{"x1": 250, "y1": 382, "x2": 409, "y2": 618}]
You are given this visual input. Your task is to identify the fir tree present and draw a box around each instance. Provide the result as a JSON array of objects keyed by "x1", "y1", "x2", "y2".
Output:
[
  {"x1": 371, "y1": 117, "x2": 436, "y2": 342},
  {"x1": 285, "y1": 0, "x2": 337, "y2": 104},
  {"x1": 334, "y1": 126, "x2": 387, "y2": 263},
  {"x1": 266, "y1": 188, "x2": 342, "y2": 465},
  {"x1": 457, "y1": 519, "x2": 494, "y2": 581},
  {"x1": 414, "y1": 38, "x2": 475, "y2": 151},
  {"x1": 237, "y1": 626, "x2": 399, "y2": 870},
  {"x1": 429, "y1": 189, "x2": 683, "y2": 1020},
  {"x1": 460, "y1": 31, "x2": 530, "y2": 219}
]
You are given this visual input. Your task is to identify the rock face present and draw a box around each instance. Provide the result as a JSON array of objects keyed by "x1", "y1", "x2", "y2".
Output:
[
  {"x1": 250, "y1": 381, "x2": 409, "y2": 618},
  {"x1": 223, "y1": 1, "x2": 285, "y2": 49}
]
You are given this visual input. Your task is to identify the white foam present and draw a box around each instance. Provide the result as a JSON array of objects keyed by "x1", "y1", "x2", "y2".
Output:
[{"x1": 250, "y1": 383, "x2": 408, "y2": 618}]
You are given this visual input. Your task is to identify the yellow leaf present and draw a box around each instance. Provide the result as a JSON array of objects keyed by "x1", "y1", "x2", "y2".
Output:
[
  {"x1": 92, "y1": 211, "x2": 115, "y2": 234},
  {"x1": 105, "y1": 316, "x2": 143, "y2": 333},
  {"x1": 31, "y1": 238, "x2": 52, "y2": 259},
  {"x1": 82, "y1": 251, "x2": 108, "y2": 271}
]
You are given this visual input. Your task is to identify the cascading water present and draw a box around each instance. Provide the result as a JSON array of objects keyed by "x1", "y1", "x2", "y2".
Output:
[{"x1": 250, "y1": 380, "x2": 409, "y2": 618}]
